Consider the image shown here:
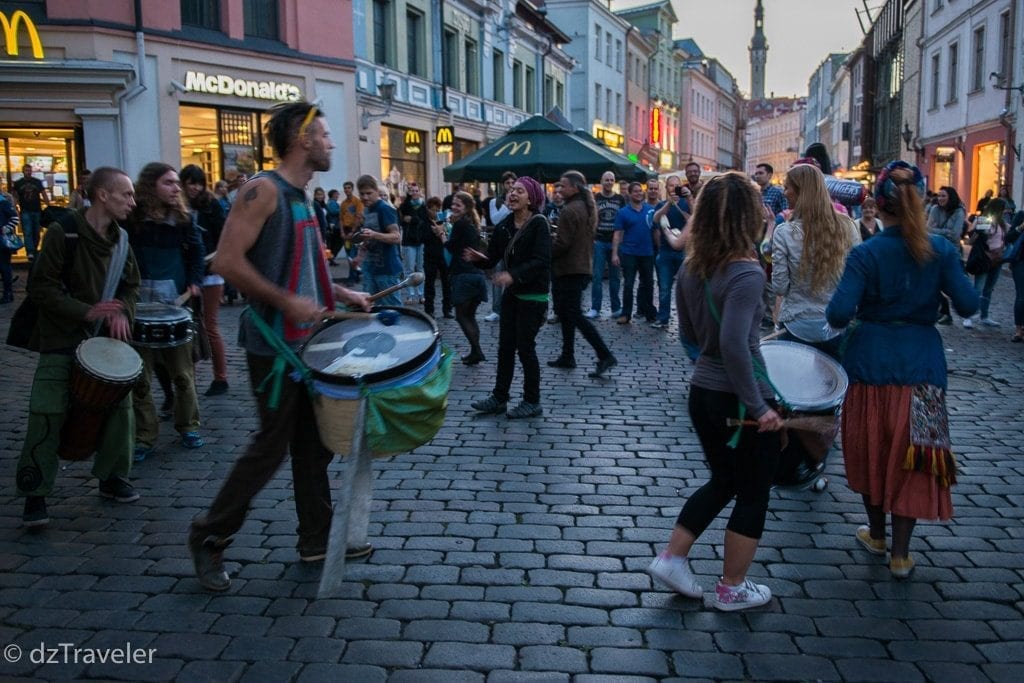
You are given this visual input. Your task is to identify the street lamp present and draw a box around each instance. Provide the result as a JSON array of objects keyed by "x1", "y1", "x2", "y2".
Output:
[
  {"x1": 361, "y1": 81, "x2": 397, "y2": 130},
  {"x1": 901, "y1": 122, "x2": 923, "y2": 153}
]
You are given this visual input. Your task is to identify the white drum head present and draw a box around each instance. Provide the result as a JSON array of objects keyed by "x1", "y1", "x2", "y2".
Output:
[
  {"x1": 760, "y1": 340, "x2": 848, "y2": 412},
  {"x1": 76, "y1": 337, "x2": 144, "y2": 382}
]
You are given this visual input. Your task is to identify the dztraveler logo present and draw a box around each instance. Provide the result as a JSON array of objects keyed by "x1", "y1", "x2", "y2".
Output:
[{"x1": 1, "y1": 10, "x2": 45, "y2": 59}]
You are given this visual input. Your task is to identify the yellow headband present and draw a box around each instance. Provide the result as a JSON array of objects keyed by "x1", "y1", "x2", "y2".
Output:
[{"x1": 298, "y1": 105, "x2": 319, "y2": 138}]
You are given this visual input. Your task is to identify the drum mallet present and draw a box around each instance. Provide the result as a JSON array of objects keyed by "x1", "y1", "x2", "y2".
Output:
[
  {"x1": 366, "y1": 272, "x2": 425, "y2": 304},
  {"x1": 325, "y1": 309, "x2": 401, "y2": 326}
]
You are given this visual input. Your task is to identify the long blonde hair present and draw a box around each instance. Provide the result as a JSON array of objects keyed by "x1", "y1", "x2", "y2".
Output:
[
  {"x1": 786, "y1": 163, "x2": 853, "y2": 294},
  {"x1": 684, "y1": 171, "x2": 762, "y2": 280}
]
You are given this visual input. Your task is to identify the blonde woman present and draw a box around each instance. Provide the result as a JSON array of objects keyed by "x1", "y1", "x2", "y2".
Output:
[{"x1": 771, "y1": 163, "x2": 860, "y2": 358}]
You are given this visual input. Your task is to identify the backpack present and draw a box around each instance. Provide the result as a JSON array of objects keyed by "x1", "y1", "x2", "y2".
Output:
[{"x1": 6, "y1": 213, "x2": 81, "y2": 350}]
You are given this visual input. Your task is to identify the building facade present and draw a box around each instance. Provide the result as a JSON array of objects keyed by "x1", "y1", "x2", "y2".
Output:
[
  {"x1": 804, "y1": 53, "x2": 849, "y2": 152},
  {"x1": 623, "y1": 24, "x2": 656, "y2": 169},
  {"x1": 745, "y1": 97, "x2": 807, "y2": 182},
  {"x1": 0, "y1": 0, "x2": 359, "y2": 199}
]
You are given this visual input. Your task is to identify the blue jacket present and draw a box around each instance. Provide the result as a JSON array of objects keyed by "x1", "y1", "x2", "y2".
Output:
[{"x1": 826, "y1": 226, "x2": 978, "y2": 388}]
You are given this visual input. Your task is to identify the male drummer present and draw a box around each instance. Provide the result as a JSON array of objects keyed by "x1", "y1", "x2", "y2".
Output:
[
  {"x1": 189, "y1": 102, "x2": 371, "y2": 591},
  {"x1": 15, "y1": 167, "x2": 142, "y2": 527}
]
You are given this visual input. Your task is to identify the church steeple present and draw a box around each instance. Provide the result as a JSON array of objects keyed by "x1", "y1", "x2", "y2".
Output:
[{"x1": 749, "y1": 0, "x2": 768, "y2": 100}]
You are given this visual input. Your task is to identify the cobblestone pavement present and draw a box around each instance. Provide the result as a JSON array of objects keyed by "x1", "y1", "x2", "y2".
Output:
[{"x1": 1, "y1": 262, "x2": 1022, "y2": 682}]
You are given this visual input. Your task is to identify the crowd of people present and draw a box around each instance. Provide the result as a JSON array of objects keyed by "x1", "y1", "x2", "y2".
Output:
[{"x1": 3, "y1": 99, "x2": 1022, "y2": 607}]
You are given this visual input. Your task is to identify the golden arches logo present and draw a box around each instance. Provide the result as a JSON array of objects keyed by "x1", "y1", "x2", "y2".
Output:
[
  {"x1": 1, "y1": 10, "x2": 44, "y2": 60},
  {"x1": 435, "y1": 126, "x2": 454, "y2": 153},
  {"x1": 494, "y1": 140, "x2": 531, "y2": 157},
  {"x1": 404, "y1": 129, "x2": 422, "y2": 154}
]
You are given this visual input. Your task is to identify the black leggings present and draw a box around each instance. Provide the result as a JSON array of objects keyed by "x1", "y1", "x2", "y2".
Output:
[
  {"x1": 455, "y1": 300, "x2": 482, "y2": 355},
  {"x1": 676, "y1": 385, "x2": 780, "y2": 539}
]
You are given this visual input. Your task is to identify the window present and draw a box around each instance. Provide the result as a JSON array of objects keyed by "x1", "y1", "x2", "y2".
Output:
[
  {"x1": 616, "y1": 40, "x2": 623, "y2": 72},
  {"x1": 373, "y1": 0, "x2": 391, "y2": 66},
  {"x1": 512, "y1": 60, "x2": 523, "y2": 109},
  {"x1": 406, "y1": 10, "x2": 424, "y2": 77},
  {"x1": 181, "y1": 0, "x2": 219, "y2": 30},
  {"x1": 606, "y1": 33, "x2": 612, "y2": 65},
  {"x1": 594, "y1": 25, "x2": 601, "y2": 62},
  {"x1": 594, "y1": 84, "x2": 601, "y2": 120},
  {"x1": 948, "y1": 41, "x2": 959, "y2": 102},
  {"x1": 616, "y1": 94, "x2": 622, "y2": 126},
  {"x1": 971, "y1": 26, "x2": 985, "y2": 92},
  {"x1": 443, "y1": 28, "x2": 459, "y2": 89},
  {"x1": 606, "y1": 89, "x2": 612, "y2": 124},
  {"x1": 464, "y1": 39, "x2": 479, "y2": 96},
  {"x1": 525, "y1": 65, "x2": 536, "y2": 113},
  {"x1": 492, "y1": 50, "x2": 505, "y2": 103},
  {"x1": 544, "y1": 75, "x2": 553, "y2": 112},
  {"x1": 930, "y1": 52, "x2": 940, "y2": 109},
  {"x1": 999, "y1": 11, "x2": 1011, "y2": 80},
  {"x1": 243, "y1": 0, "x2": 278, "y2": 39},
  {"x1": 555, "y1": 81, "x2": 564, "y2": 110}
]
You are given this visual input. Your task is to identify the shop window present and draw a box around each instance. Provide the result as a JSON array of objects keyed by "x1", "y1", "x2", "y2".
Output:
[
  {"x1": 181, "y1": 0, "x2": 220, "y2": 30},
  {"x1": 1, "y1": 128, "x2": 79, "y2": 207},
  {"x1": 179, "y1": 105, "x2": 275, "y2": 183},
  {"x1": 975, "y1": 142, "x2": 1004, "y2": 208},
  {"x1": 380, "y1": 125, "x2": 425, "y2": 199},
  {"x1": 244, "y1": 0, "x2": 279, "y2": 40}
]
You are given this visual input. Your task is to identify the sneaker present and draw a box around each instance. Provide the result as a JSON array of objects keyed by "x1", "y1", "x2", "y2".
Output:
[
  {"x1": 889, "y1": 555, "x2": 915, "y2": 579},
  {"x1": 547, "y1": 356, "x2": 577, "y2": 369},
  {"x1": 588, "y1": 355, "x2": 618, "y2": 379},
  {"x1": 506, "y1": 401, "x2": 543, "y2": 419},
  {"x1": 461, "y1": 351, "x2": 486, "y2": 366},
  {"x1": 616, "y1": 316, "x2": 630, "y2": 325},
  {"x1": 298, "y1": 544, "x2": 327, "y2": 563},
  {"x1": 133, "y1": 445, "x2": 154, "y2": 463},
  {"x1": 980, "y1": 318, "x2": 1001, "y2": 327},
  {"x1": 189, "y1": 534, "x2": 232, "y2": 591},
  {"x1": 346, "y1": 543, "x2": 374, "y2": 560},
  {"x1": 181, "y1": 431, "x2": 205, "y2": 449},
  {"x1": 855, "y1": 525, "x2": 886, "y2": 556},
  {"x1": 936, "y1": 314, "x2": 952, "y2": 325},
  {"x1": 98, "y1": 476, "x2": 140, "y2": 503},
  {"x1": 23, "y1": 496, "x2": 49, "y2": 528},
  {"x1": 484, "y1": 312, "x2": 500, "y2": 322},
  {"x1": 647, "y1": 553, "x2": 703, "y2": 598},
  {"x1": 962, "y1": 318, "x2": 974, "y2": 329},
  {"x1": 584, "y1": 309, "x2": 600, "y2": 319},
  {"x1": 204, "y1": 380, "x2": 228, "y2": 396},
  {"x1": 471, "y1": 394, "x2": 507, "y2": 414},
  {"x1": 710, "y1": 578, "x2": 772, "y2": 612},
  {"x1": 650, "y1": 320, "x2": 668, "y2": 329}
]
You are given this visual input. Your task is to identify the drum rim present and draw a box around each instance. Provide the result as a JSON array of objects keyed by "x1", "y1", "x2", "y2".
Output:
[
  {"x1": 75, "y1": 337, "x2": 144, "y2": 381},
  {"x1": 134, "y1": 301, "x2": 193, "y2": 323},
  {"x1": 760, "y1": 339, "x2": 849, "y2": 411},
  {"x1": 302, "y1": 305, "x2": 440, "y2": 386}
]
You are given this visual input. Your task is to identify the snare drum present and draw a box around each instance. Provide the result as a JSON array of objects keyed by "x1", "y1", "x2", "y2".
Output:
[
  {"x1": 301, "y1": 307, "x2": 448, "y2": 457},
  {"x1": 761, "y1": 340, "x2": 849, "y2": 491},
  {"x1": 59, "y1": 337, "x2": 144, "y2": 461},
  {"x1": 132, "y1": 302, "x2": 194, "y2": 348}
]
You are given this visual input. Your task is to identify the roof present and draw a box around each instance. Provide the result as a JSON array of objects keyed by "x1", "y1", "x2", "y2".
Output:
[
  {"x1": 674, "y1": 38, "x2": 703, "y2": 58},
  {"x1": 613, "y1": 0, "x2": 678, "y2": 23}
]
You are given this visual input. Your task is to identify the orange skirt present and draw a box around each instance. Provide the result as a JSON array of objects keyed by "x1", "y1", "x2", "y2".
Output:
[{"x1": 841, "y1": 384, "x2": 953, "y2": 521}]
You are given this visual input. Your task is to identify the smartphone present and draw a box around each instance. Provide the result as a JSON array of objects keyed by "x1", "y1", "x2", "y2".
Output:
[{"x1": 436, "y1": 211, "x2": 445, "y2": 222}]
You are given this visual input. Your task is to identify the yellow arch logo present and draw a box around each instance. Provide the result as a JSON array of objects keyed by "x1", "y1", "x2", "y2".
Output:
[
  {"x1": 495, "y1": 140, "x2": 531, "y2": 157},
  {"x1": 404, "y1": 129, "x2": 422, "y2": 154},
  {"x1": 1, "y1": 10, "x2": 45, "y2": 60}
]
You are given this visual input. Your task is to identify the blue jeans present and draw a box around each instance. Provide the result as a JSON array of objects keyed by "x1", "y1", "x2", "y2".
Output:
[
  {"x1": 402, "y1": 245, "x2": 424, "y2": 298},
  {"x1": 655, "y1": 248, "x2": 685, "y2": 323},
  {"x1": 591, "y1": 240, "x2": 621, "y2": 314},
  {"x1": 363, "y1": 264, "x2": 402, "y2": 307},
  {"x1": 20, "y1": 211, "x2": 41, "y2": 259},
  {"x1": 1012, "y1": 259, "x2": 1024, "y2": 327},
  {"x1": 619, "y1": 253, "x2": 656, "y2": 321},
  {"x1": 973, "y1": 265, "x2": 1001, "y2": 319}
]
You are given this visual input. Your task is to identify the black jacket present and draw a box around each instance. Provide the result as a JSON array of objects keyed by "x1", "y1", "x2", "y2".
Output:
[{"x1": 479, "y1": 213, "x2": 551, "y2": 296}]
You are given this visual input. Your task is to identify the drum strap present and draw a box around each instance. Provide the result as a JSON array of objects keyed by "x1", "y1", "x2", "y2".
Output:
[
  {"x1": 244, "y1": 307, "x2": 314, "y2": 410},
  {"x1": 703, "y1": 281, "x2": 792, "y2": 448}
]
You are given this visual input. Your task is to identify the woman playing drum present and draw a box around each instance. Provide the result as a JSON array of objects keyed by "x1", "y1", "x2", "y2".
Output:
[
  {"x1": 650, "y1": 172, "x2": 784, "y2": 611},
  {"x1": 826, "y1": 161, "x2": 978, "y2": 579}
]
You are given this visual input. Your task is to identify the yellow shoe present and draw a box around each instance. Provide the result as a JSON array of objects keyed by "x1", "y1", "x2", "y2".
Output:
[
  {"x1": 889, "y1": 555, "x2": 915, "y2": 579},
  {"x1": 855, "y1": 526, "x2": 886, "y2": 556}
]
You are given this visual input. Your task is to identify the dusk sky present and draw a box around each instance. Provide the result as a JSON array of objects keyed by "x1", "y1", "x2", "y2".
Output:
[{"x1": 610, "y1": 0, "x2": 874, "y2": 98}]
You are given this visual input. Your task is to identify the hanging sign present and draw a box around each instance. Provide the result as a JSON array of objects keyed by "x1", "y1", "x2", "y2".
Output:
[
  {"x1": 1, "y1": 10, "x2": 45, "y2": 59},
  {"x1": 435, "y1": 126, "x2": 454, "y2": 153},
  {"x1": 404, "y1": 129, "x2": 423, "y2": 155}
]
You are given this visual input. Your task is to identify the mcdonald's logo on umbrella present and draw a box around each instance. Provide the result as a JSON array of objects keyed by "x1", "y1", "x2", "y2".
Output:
[
  {"x1": 1, "y1": 10, "x2": 45, "y2": 59},
  {"x1": 495, "y1": 140, "x2": 532, "y2": 157},
  {"x1": 435, "y1": 126, "x2": 454, "y2": 153},
  {"x1": 404, "y1": 129, "x2": 422, "y2": 155}
]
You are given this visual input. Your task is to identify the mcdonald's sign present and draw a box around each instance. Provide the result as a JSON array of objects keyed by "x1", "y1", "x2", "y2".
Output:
[
  {"x1": 650, "y1": 108, "x2": 662, "y2": 147},
  {"x1": 435, "y1": 126, "x2": 454, "y2": 154},
  {"x1": 404, "y1": 129, "x2": 422, "y2": 155},
  {"x1": 494, "y1": 140, "x2": 531, "y2": 157},
  {"x1": 1, "y1": 10, "x2": 45, "y2": 59}
]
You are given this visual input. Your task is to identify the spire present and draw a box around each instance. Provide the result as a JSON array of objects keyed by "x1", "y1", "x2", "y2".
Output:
[{"x1": 749, "y1": 0, "x2": 768, "y2": 100}]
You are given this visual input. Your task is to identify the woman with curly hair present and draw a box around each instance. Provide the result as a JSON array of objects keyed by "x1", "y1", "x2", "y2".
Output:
[
  {"x1": 771, "y1": 163, "x2": 860, "y2": 358},
  {"x1": 648, "y1": 172, "x2": 784, "y2": 612},
  {"x1": 826, "y1": 161, "x2": 978, "y2": 579}
]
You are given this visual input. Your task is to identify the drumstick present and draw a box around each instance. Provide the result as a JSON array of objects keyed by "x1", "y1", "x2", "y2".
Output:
[
  {"x1": 173, "y1": 291, "x2": 191, "y2": 307},
  {"x1": 760, "y1": 328, "x2": 786, "y2": 342},
  {"x1": 324, "y1": 309, "x2": 401, "y2": 325},
  {"x1": 204, "y1": 250, "x2": 216, "y2": 264},
  {"x1": 726, "y1": 416, "x2": 837, "y2": 432},
  {"x1": 366, "y1": 272, "x2": 425, "y2": 303}
]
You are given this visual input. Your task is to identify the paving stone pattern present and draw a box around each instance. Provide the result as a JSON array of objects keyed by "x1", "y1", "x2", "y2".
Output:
[{"x1": 1, "y1": 263, "x2": 1022, "y2": 681}]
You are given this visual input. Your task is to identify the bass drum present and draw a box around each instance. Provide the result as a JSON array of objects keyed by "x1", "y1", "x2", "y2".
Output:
[{"x1": 760, "y1": 340, "x2": 849, "y2": 491}]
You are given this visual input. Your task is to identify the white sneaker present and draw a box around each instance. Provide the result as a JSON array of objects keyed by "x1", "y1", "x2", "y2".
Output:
[
  {"x1": 484, "y1": 312, "x2": 500, "y2": 322},
  {"x1": 711, "y1": 578, "x2": 772, "y2": 612},
  {"x1": 647, "y1": 553, "x2": 703, "y2": 598},
  {"x1": 980, "y1": 318, "x2": 1001, "y2": 327},
  {"x1": 962, "y1": 318, "x2": 974, "y2": 329},
  {"x1": 584, "y1": 309, "x2": 600, "y2": 319}
]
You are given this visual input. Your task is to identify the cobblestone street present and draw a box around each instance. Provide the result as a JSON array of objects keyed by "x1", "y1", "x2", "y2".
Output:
[{"x1": 1, "y1": 262, "x2": 1023, "y2": 682}]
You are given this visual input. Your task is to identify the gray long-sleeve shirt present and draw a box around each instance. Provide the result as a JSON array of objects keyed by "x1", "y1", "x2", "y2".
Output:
[{"x1": 676, "y1": 260, "x2": 773, "y2": 419}]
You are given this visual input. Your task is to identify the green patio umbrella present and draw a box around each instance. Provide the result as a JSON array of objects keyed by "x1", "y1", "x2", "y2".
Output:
[{"x1": 443, "y1": 115, "x2": 654, "y2": 184}]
